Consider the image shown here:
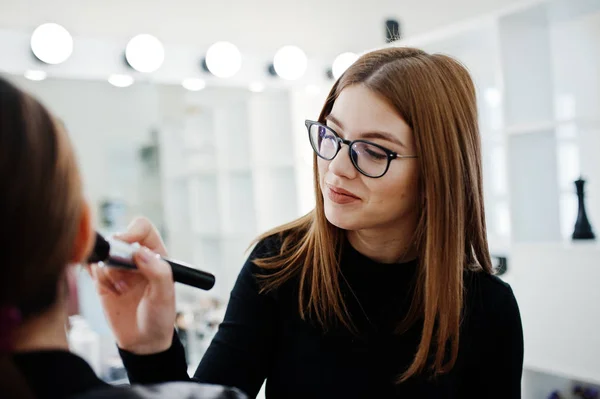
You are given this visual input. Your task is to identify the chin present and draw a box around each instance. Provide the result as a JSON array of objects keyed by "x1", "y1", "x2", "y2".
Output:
[{"x1": 323, "y1": 202, "x2": 364, "y2": 231}]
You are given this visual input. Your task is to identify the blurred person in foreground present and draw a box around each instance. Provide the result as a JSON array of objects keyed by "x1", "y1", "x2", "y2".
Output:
[{"x1": 0, "y1": 77, "x2": 245, "y2": 399}]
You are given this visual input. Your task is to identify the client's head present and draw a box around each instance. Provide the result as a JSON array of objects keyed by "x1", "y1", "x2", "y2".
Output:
[{"x1": 0, "y1": 77, "x2": 93, "y2": 351}]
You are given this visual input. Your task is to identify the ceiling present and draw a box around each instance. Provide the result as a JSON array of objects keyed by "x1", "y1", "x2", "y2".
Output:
[{"x1": 0, "y1": 0, "x2": 535, "y2": 58}]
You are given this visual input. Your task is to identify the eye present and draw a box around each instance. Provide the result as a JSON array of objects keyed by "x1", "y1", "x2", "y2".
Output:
[
  {"x1": 318, "y1": 126, "x2": 335, "y2": 140},
  {"x1": 352, "y1": 142, "x2": 389, "y2": 163},
  {"x1": 364, "y1": 147, "x2": 387, "y2": 160}
]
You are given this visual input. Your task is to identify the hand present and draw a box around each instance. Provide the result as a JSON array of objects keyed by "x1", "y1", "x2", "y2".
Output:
[{"x1": 89, "y1": 217, "x2": 176, "y2": 354}]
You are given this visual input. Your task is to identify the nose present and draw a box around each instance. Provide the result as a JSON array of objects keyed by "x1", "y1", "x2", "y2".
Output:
[{"x1": 327, "y1": 145, "x2": 358, "y2": 180}]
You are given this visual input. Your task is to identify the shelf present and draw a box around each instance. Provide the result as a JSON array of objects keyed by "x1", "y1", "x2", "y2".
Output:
[
  {"x1": 506, "y1": 120, "x2": 558, "y2": 136},
  {"x1": 506, "y1": 118, "x2": 600, "y2": 136},
  {"x1": 510, "y1": 244, "x2": 600, "y2": 385},
  {"x1": 511, "y1": 240, "x2": 600, "y2": 251}
]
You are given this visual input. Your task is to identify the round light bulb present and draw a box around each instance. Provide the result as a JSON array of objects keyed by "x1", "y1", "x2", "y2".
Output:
[
  {"x1": 24, "y1": 70, "x2": 47, "y2": 81},
  {"x1": 273, "y1": 45, "x2": 307, "y2": 81},
  {"x1": 108, "y1": 74, "x2": 134, "y2": 88},
  {"x1": 205, "y1": 42, "x2": 242, "y2": 78},
  {"x1": 30, "y1": 23, "x2": 73, "y2": 65},
  {"x1": 182, "y1": 78, "x2": 206, "y2": 91},
  {"x1": 249, "y1": 82, "x2": 265, "y2": 93},
  {"x1": 332, "y1": 52, "x2": 359, "y2": 80},
  {"x1": 125, "y1": 34, "x2": 165, "y2": 73}
]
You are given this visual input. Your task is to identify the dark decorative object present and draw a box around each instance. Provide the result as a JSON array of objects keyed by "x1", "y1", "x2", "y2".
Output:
[
  {"x1": 548, "y1": 391, "x2": 563, "y2": 399},
  {"x1": 201, "y1": 58, "x2": 210, "y2": 73},
  {"x1": 572, "y1": 177, "x2": 595, "y2": 240},
  {"x1": 491, "y1": 255, "x2": 508, "y2": 276},
  {"x1": 385, "y1": 19, "x2": 401, "y2": 42},
  {"x1": 547, "y1": 385, "x2": 599, "y2": 399},
  {"x1": 574, "y1": 385, "x2": 599, "y2": 399}
]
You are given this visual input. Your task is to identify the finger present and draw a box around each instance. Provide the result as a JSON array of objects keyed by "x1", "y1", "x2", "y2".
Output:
[
  {"x1": 90, "y1": 261, "x2": 148, "y2": 296},
  {"x1": 89, "y1": 263, "x2": 121, "y2": 296},
  {"x1": 115, "y1": 217, "x2": 167, "y2": 256},
  {"x1": 134, "y1": 247, "x2": 174, "y2": 300}
]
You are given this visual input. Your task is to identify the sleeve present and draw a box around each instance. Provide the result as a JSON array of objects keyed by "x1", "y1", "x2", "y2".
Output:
[
  {"x1": 462, "y1": 283, "x2": 524, "y2": 399},
  {"x1": 192, "y1": 238, "x2": 280, "y2": 399},
  {"x1": 119, "y1": 332, "x2": 191, "y2": 384}
]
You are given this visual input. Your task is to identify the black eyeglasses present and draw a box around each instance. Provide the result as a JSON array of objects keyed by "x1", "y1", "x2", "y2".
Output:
[{"x1": 305, "y1": 120, "x2": 417, "y2": 178}]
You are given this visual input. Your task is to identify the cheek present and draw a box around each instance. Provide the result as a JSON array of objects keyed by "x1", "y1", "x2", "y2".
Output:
[{"x1": 367, "y1": 165, "x2": 420, "y2": 207}]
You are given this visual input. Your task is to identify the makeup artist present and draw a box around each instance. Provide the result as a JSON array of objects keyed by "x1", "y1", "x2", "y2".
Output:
[
  {"x1": 94, "y1": 47, "x2": 524, "y2": 399},
  {"x1": 0, "y1": 77, "x2": 245, "y2": 399}
]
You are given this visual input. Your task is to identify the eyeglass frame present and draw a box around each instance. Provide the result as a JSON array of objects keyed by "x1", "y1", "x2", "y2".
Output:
[{"x1": 305, "y1": 119, "x2": 418, "y2": 178}]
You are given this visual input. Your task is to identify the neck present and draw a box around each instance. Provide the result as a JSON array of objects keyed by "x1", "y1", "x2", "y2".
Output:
[
  {"x1": 12, "y1": 304, "x2": 69, "y2": 353},
  {"x1": 347, "y1": 226, "x2": 418, "y2": 264}
]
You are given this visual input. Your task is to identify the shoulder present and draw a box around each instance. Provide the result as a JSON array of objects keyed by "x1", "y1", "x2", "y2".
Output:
[
  {"x1": 247, "y1": 225, "x2": 307, "y2": 268},
  {"x1": 463, "y1": 270, "x2": 521, "y2": 327},
  {"x1": 242, "y1": 228, "x2": 304, "y2": 295},
  {"x1": 237, "y1": 232, "x2": 290, "y2": 284},
  {"x1": 248, "y1": 233, "x2": 284, "y2": 260}
]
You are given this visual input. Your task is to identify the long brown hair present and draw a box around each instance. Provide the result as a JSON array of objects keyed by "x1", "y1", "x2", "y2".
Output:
[
  {"x1": 253, "y1": 47, "x2": 492, "y2": 380},
  {"x1": 0, "y1": 77, "x2": 84, "y2": 397}
]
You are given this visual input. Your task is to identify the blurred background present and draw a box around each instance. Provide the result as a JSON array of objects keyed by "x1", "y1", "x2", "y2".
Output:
[{"x1": 0, "y1": 0, "x2": 599, "y2": 397}]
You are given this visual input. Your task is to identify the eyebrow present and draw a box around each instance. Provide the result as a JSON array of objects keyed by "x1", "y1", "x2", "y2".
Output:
[{"x1": 325, "y1": 114, "x2": 406, "y2": 148}]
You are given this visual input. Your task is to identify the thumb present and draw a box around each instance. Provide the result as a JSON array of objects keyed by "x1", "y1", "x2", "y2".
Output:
[{"x1": 134, "y1": 247, "x2": 174, "y2": 295}]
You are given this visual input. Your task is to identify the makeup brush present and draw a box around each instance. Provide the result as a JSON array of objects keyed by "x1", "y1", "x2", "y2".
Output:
[{"x1": 88, "y1": 232, "x2": 215, "y2": 291}]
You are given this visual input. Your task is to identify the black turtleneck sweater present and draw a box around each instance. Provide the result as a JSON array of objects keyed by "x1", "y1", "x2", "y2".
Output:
[{"x1": 120, "y1": 235, "x2": 524, "y2": 399}]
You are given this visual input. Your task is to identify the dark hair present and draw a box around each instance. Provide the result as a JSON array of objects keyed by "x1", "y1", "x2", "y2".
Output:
[
  {"x1": 254, "y1": 47, "x2": 491, "y2": 380},
  {"x1": 0, "y1": 77, "x2": 84, "y2": 398}
]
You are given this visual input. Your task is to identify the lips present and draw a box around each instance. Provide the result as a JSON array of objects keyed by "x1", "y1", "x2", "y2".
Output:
[
  {"x1": 328, "y1": 185, "x2": 360, "y2": 199},
  {"x1": 325, "y1": 183, "x2": 361, "y2": 205}
]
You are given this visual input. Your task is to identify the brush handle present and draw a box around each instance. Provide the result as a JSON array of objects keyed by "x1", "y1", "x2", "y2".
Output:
[
  {"x1": 103, "y1": 236, "x2": 215, "y2": 291},
  {"x1": 166, "y1": 258, "x2": 215, "y2": 290}
]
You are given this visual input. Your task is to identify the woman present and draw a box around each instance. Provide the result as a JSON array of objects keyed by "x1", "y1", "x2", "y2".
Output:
[
  {"x1": 0, "y1": 77, "x2": 244, "y2": 399},
  {"x1": 95, "y1": 47, "x2": 524, "y2": 398}
]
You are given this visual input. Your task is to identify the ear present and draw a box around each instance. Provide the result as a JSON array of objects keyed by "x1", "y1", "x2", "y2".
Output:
[{"x1": 70, "y1": 200, "x2": 94, "y2": 264}]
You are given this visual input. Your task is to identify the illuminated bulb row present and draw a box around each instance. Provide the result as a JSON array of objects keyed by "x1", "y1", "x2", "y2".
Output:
[{"x1": 25, "y1": 23, "x2": 360, "y2": 92}]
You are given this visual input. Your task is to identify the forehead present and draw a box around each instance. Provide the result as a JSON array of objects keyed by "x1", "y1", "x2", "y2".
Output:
[{"x1": 329, "y1": 84, "x2": 410, "y2": 137}]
